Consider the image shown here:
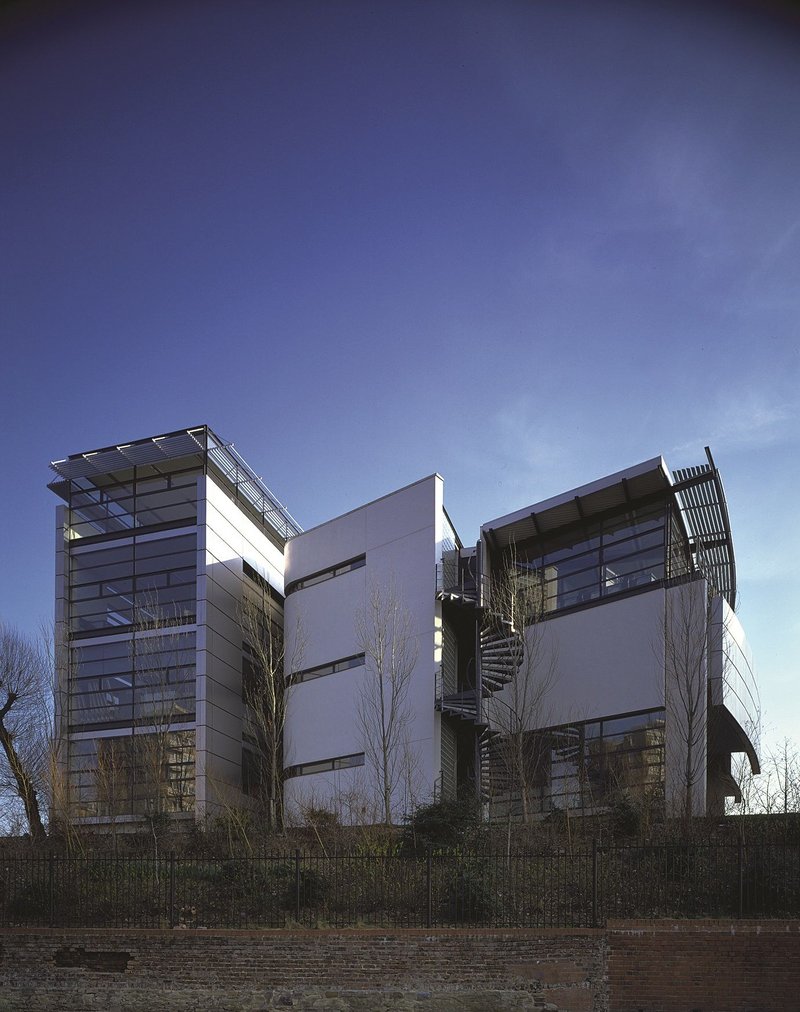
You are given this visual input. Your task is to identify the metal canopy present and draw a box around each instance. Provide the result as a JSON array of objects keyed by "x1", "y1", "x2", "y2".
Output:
[
  {"x1": 50, "y1": 427, "x2": 207, "y2": 479},
  {"x1": 483, "y1": 448, "x2": 738, "y2": 607},
  {"x1": 672, "y1": 447, "x2": 736, "y2": 608},
  {"x1": 50, "y1": 425, "x2": 303, "y2": 540},
  {"x1": 483, "y1": 458, "x2": 672, "y2": 551}
]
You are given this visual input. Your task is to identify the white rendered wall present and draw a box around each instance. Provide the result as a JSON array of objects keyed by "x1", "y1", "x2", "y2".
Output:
[
  {"x1": 512, "y1": 588, "x2": 668, "y2": 728},
  {"x1": 195, "y1": 474, "x2": 287, "y2": 817},
  {"x1": 284, "y1": 475, "x2": 443, "y2": 822},
  {"x1": 662, "y1": 578, "x2": 709, "y2": 816}
]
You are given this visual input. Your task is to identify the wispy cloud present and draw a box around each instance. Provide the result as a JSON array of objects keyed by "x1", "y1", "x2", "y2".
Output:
[
  {"x1": 671, "y1": 389, "x2": 798, "y2": 459},
  {"x1": 450, "y1": 396, "x2": 606, "y2": 522}
]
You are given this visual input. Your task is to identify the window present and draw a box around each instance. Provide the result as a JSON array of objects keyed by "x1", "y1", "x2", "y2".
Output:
[
  {"x1": 284, "y1": 752, "x2": 365, "y2": 779},
  {"x1": 292, "y1": 653, "x2": 365, "y2": 684},
  {"x1": 509, "y1": 504, "x2": 669, "y2": 615},
  {"x1": 69, "y1": 730, "x2": 196, "y2": 818},
  {"x1": 68, "y1": 632, "x2": 196, "y2": 732},
  {"x1": 69, "y1": 533, "x2": 197, "y2": 636},
  {"x1": 242, "y1": 560, "x2": 284, "y2": 605},
  {"x1": 66, "y1": 466, "x2": 201, "y2": 541},
  {"x1": 241, "y1": 747, "x2": 263, "y2": 797},
  {"x1": 285, "y1": 555, "x2": 366, "y2": 595},
  {"x1": 534, "y1": 709, "x2": 665, "y2": 814}
]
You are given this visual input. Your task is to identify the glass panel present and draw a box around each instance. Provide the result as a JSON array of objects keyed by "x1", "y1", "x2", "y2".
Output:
[
  {"x1": 72, "y1": 544, "x2": 134, "y2": 567},
  {"x1": 72, "y1": 559, "x2": 135, "y2": 586},
  {"x1": 136, "y1": 502, "x2": 197, "y2": 527},
  {"x1": 333, "y1": 753, "x2": 365, "y2": 770},
  {"x1": 604, "y1": 512, "x2": 663, "y2": 544},
  {"x1": 134, "y1": 534, "x2": 196, "y2": 559},
  {"x1": 603, "y1": 556, "x2": 664, "y2": 594},
  {"x1": 603, "y1": 527, "x2": 664, "y2": 562},
  {"x1": 541, "y1": 531, "x2": 601, "y2": 566}
]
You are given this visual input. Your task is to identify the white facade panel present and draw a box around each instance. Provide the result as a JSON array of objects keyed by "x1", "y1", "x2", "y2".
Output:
[
  {"x1": 537, "y1": 588, "x2": 667, "y2": 726},
  {"x1": 287, "y1": 669, "x2": 368, "y2": 766},
  {"x1": 196, "y1": 474, "x2": 288, "y2": 816},
  {"x1": 285, "y1": 475, "x2": 442, "y2": 822},
  {"x1": 286, "y1": 510, "x2": 367, "y2": 581},
  {"x1": 290, "y1": 568, "x2": 367, "y2": 670}
]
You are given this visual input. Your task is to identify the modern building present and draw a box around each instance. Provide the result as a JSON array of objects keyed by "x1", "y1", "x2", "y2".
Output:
[
  {"x1": 51, "y1": 429, "x2": 759, "y2": 826},
  {"x1": 281, "y1": 450, "x2": 759, "y2": 821},
  {"x1": 50, "y1": 426, "x2": 300, "y2": 826}
]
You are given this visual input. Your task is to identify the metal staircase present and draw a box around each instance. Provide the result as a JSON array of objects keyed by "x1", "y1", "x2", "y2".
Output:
[
  {"x1": 480, "y1": 615, "x2": 524, "y2": 695},
  {"x1": 476, "y1": 611, "x2": 526, "y2": 801},
  {"x1": 436, "y1": 545, "x2": 528, "y2": 802}
]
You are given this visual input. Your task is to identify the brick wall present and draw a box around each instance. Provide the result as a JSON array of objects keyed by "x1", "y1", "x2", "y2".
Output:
[
  {"x1": 0, "y1": 927, "x2": 606, "y2": 1011},
  {"x1": 3, "y1": 921, "x2": 799, "y2": 1011},
  {"x1": 607, "y1": 920, "x2": 800, "y2": 1012}
]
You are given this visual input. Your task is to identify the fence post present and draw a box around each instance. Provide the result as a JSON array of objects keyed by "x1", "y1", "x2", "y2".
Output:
[
  {"x1": 168, "y1": 852, "x2": 176, "y2": 928},
  {"x1": 737, "y1": 836, "x2": 744, "y2": 919},
  {"x1": 48, "y1": 852, "x2": 55, "y2": 928},
  {"x1": 294, "y1": 849, "x2": 301, "y2": 923},
  {"x1": 425, "y1": 845, "x2": 433, "y2": 929},
  {"x1": 591, "y1": 838, "x2": 598, "y2": 928}
]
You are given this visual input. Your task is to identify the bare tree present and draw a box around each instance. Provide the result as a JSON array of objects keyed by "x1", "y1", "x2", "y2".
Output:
[
  {"x1": 239, "y1": 583, "x2": 304, "y2": 833},
  {"x1": 764, "y1": 737, "x2": 800, "y2": 814},
  {"x1": 0, "y1": 624, "x2": 50, "y2": 841},
  {"x1": 93, "y1": 734, "x2": 128, "y2": 848},
  {"x1": 484, "y1": 553, "x2": 558, "y2": 824},
  {"x1": 661, "y1": 578, "x2": 710, "y2": 820},
  {"x1": 356, "y1": 581, "x2": 419, "y2": 825},
  {"x1": 131, "y1": 606, "x2": 195, "y2": 828},
  {"x1": 735, "y1": 736, "x2": 800, "y2": 816},
  {"x1": 77, "y1": 599, "x2": 195, "y2": 858}
]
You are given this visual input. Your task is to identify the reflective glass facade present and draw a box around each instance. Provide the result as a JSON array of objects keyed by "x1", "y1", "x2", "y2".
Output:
[
  {"x1": 52, "y1": 427, "x2": 301, "y2": 826},
  {"x1": 53, "y1": 445, "x2": 205, "y2": 821},
  {"x1": 69, "y1": 631, "x2": 196, "y2": 732},
  {"x1": 69, "y1": 731, "x2": 196, "y2": 818},
  {"x1": 545, "y1": 709, "x2": 665, "y2": 812},
  {"x1": 507, "y1": 501, "x2": 691, "y2": 615},
  {"x1": 70, "y1": 534, "x2": 197, "y2": 636},
  {"x1": 491, "y1": 709, "x2": 666, "y2": 817},
  {"x1": 56, "y1": 459, "x2": 202, "y2": 541}
]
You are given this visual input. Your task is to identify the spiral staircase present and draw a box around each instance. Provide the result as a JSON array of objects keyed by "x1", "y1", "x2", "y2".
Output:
[{"x1": 436, "y1": 551, "x2": 526, "y2": 801}]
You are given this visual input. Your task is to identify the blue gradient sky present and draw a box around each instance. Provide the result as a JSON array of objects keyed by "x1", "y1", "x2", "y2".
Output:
[{"x1": 1, "y1": 1, "x2": 798, "y2": 748}]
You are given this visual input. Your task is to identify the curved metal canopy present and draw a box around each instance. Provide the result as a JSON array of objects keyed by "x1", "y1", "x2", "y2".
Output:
[{"x1": 671, "y1": 447, "x2": 736, "y2": 608}]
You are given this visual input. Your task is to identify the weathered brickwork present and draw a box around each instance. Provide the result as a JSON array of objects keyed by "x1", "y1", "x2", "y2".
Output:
[
  {"x1": 3, "y1": 921, "x2": 799, "y2": 1011},
  {"x1": 0, "y1": 927, "x2": 606, "y2": 1011},
  {"x1": 607, "y1": 919, "x2": 800, "y2": 1012}
]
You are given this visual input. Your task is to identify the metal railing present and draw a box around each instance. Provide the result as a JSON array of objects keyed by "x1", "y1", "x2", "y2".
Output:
[
  {"x1": 436, "y1": 561, "x2": 485, "y2": 602},
  {"x1": 2, "y1": 840, "x2": 799, "y2": 930}
]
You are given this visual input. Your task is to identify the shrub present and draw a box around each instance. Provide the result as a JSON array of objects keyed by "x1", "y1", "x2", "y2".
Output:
[{"x1": 401, "y1": 796, "x2": 483, "y2": 853}]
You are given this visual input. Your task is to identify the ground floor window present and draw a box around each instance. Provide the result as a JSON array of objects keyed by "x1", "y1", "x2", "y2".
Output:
[
  {"x1": 488, "y1": 708, "x2": 665, "y2": 818},
  {"x1": 68, "y1": 729, "x2": 195, "y2": 819}
]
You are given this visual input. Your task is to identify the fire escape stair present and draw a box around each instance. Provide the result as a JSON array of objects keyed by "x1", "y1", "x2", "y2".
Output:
[
  {"x1": 480, "y1": 617, "x2": 524, "y2": 696},
  {"x1": 479, "y1": 613, "x2": 526, "y2": 802},
  {"x1": 438, "y1": 691, "x2": 480, "y2": 722}
]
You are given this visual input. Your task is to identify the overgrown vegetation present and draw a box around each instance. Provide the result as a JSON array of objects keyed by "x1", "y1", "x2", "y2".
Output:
[{"x1": 4, "y1": 829, "x2": 800, "y2": 930}]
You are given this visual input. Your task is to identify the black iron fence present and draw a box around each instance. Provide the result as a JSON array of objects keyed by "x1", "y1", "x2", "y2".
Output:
[{"x1": 2, "y1": 840, "x2": 799, "y2": 929}]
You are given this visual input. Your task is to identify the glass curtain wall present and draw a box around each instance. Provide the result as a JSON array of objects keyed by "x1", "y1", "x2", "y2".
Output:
[
  {"x1": 489, "y1": 709, "x2": 666, "y2": 818},
  {"x1": 60, "y1": 456, "x2": 202, "y2": 820},
  {"x1": 507, "y1": 500, "x2": 692, "y2": 616},
  {"x1": 70, "y1": 731, "x2": 196, "y2": 818}
]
